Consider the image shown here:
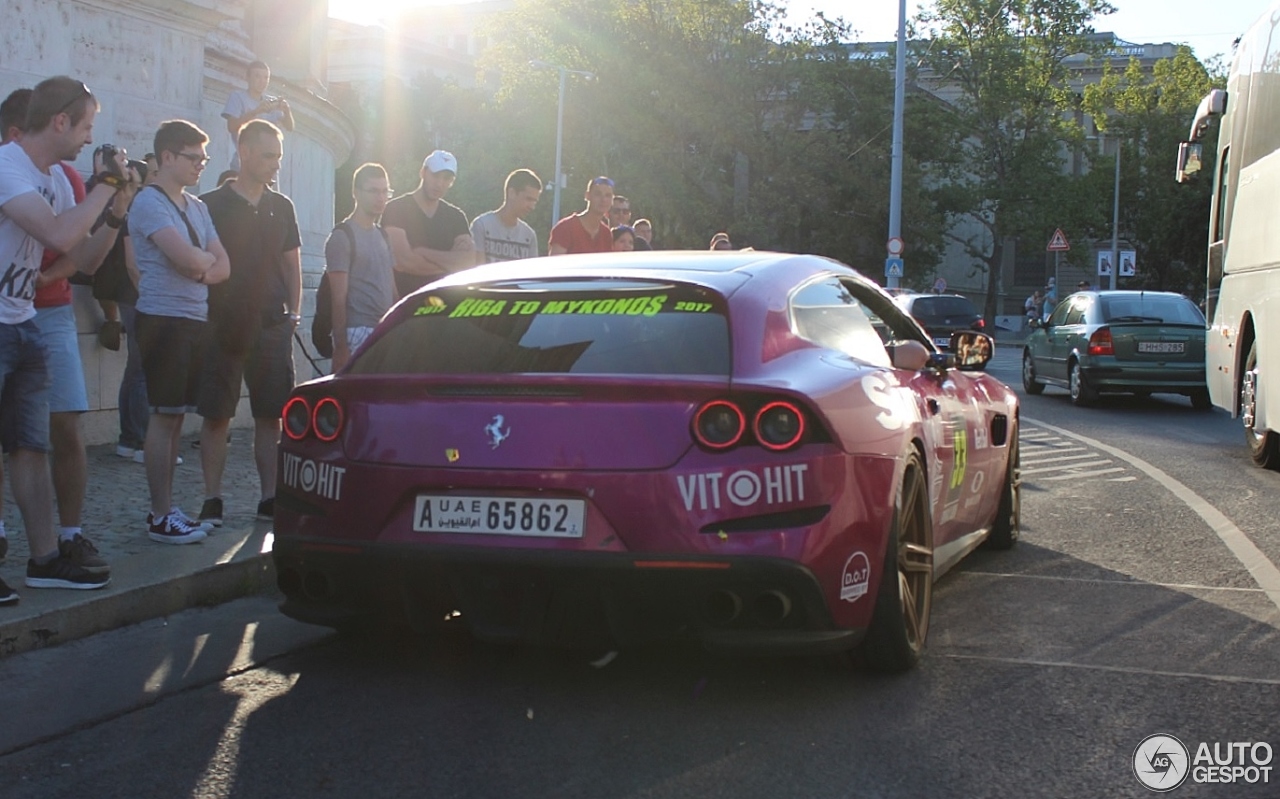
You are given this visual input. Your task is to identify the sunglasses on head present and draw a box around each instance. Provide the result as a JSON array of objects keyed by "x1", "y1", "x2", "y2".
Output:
[{"x1": 56, "y1": 81, "x2": 92, "y2": 116}]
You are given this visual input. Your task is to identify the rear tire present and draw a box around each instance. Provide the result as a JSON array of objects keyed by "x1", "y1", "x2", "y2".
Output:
[
  {"x1": 1021, "y1": 351, "x2": 1044, "y2": 395},
  {"x1": 1069, "y1": 360, "x2": 1097, "y2": 406},
  {"x1": 853, "y1": 452, "x2": 933, "y2": 673},
  {"x1": 983, "y1": 433, "x2": 1019, "y2": 550},
  {"x1": 1243, "y1": 340, "x2": 1280, "y2": 469}
]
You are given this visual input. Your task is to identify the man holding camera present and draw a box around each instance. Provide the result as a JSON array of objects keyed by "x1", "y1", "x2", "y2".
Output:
[
  {"x1": 0, "y1": 77, "x2": 139, "y2": 599},
  {"x1": 195, "y1": 120, "x2": 301, "y2": 527},
  {"x1": 220, "y1": 61, "x2": 293, "y2": 173}
]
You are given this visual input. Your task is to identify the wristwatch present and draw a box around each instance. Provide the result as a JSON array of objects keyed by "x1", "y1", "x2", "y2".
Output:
[{"x1": 105, "y1": 213, "x2": 126, "y2": 229}]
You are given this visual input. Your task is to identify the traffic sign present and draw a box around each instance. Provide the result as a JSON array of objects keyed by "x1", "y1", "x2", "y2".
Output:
[
  {"x1": 885, "y1": 257, "x2": 904, "y2": 278},
  {"x1": 886, "y1": 237, "x2": 904, "y2": 256},
  {"x1": 1047, "y1": 229, "x2": 1070, "y2": 252}
]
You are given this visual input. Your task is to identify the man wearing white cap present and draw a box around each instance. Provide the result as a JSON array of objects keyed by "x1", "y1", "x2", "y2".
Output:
[{"x1": 382, "y1": 149, "x2": 474, "y2": 296}]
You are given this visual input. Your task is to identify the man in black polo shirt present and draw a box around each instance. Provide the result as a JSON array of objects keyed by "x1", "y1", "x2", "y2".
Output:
[{"x1": 196, "y1": 120, "x2": 301, "y2": 526}]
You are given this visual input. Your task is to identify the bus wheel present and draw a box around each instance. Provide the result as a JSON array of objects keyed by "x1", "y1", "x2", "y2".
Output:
[{"x1": 1243, "y1": 340, "x2": 1280, "y2": 469}]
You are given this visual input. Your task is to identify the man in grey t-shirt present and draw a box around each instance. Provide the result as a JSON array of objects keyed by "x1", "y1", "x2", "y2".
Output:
[
  {"x1": 470, "y1": 168, "x2": 542, "y2": 265},
  {"x1": 131, "y1": 120, "x2": 230, "y2": 545},
  {"x1": 324, "y1": 163, "x2": 396, "y2": 371}
]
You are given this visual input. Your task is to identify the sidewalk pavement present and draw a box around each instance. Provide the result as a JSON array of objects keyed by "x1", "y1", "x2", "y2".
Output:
[{"x1": 0, "y1": 432, "x2": 278, "y2": 658}]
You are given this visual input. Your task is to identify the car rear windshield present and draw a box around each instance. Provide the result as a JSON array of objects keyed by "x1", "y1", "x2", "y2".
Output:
[
  {"x1": 911, "y1": 296, "x2": 977, "y2": 317},
  {"x1": 1100, "y1": 296, "x2": 1205, "y2": 325},
  {"x1": 349, "y1": 282, "x2": 731, "y2": 376}
]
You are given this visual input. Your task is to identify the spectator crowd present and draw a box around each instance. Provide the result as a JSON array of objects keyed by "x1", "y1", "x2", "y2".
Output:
[{"x1": 0, "y1": 69, "x2": 733, "y2": 606}]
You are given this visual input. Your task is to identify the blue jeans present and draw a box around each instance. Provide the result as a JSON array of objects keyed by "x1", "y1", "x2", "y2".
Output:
[
  {"x1": 117, "y1": 303, "x2": 149, "y2": 449},
  {"x1": 0, "y1": 319, "x2": 52, "y2": 454}
]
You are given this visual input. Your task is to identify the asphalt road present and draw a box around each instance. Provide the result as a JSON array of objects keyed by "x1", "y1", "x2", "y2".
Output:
[{"x1": 3, "y1": 345, "x2": 1278, "y2": 798}]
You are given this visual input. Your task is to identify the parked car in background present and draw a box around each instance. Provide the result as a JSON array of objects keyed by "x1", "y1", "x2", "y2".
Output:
[
  {"x1": 272, "y1": 251, "x2": 1020, "y2": 672},
  {"x1": 893, "y1": 293, "x2": 985, "y2": 350},
  {"x1": 1021, "y1": 290, "x2": 1209, "y2": 408}
]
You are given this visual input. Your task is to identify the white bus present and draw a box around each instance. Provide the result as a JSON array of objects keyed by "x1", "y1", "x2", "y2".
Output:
[{"x1": 1176, "y1": 3, "x2": 1280, "y2": 469}]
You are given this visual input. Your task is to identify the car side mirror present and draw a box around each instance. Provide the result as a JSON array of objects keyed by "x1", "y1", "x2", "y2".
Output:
[
  {"x1": 950, "y1": 331, "x2": 994, "y2": 371},
  {"x1": 1176, "y1": 141, "x2": 1204, "y2": 183}
]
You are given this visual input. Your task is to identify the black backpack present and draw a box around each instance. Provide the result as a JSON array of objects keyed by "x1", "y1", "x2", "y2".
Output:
[{"x1": 312, "y1": 221, "x2": 389, "y2": 359}]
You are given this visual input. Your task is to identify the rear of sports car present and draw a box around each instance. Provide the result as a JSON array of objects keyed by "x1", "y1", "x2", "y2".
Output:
[{"x1": 273, "y1": 274, "x2": 900, "y2": 653}]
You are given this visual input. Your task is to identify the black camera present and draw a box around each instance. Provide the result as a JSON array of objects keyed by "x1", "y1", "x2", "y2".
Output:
[
  {"x1": 127, "y1": 158, "x2": 148, "y2": 184},
  {"x1": 95, "y1": 144, "x2": 125, "y2": 178}
]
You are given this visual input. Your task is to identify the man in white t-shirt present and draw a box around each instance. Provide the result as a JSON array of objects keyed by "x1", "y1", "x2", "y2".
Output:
[
  {"x1": 0, "y1": 76, "x2": 139, "y2": 601},
  {"x1": 220, "y1": 61, "x2": 294, "y2": 172},
  {"x1": 470, "y1": 168, "x2": 542, "y2": 265}
]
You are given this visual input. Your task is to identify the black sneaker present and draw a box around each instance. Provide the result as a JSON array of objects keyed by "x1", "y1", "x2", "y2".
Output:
[
  {"x1": 0, "y1": 576, "x2": 17, "y2": 605},
  {"x1": 199, "y1": 497, "x2": 224, "y2": 528},
  {"x1": 59, "y1": 533, "x2": 110, "y2": 575},
  {"x1": 26, "y1": 553, "x2": 111, "y2": 590},
  {"x1": 256, "y1": 497, "x2": 274, "y2": 520},
  {"x1": 148, "y1": 511, "x2": 208, "y2": 545}
]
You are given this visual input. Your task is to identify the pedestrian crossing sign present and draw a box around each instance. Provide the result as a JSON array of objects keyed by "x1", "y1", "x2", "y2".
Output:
[
  {"x1": 885, "y1": 257, "x2": 904, "y2": 278},
  {"x1": 1047, "y1": 229, "x2": 1070, "y2": 252}
]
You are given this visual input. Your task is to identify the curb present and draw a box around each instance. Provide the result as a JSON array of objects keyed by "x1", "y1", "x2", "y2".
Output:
[{"x1": 0, "y1": 526, "x2": 276, "y2": 659}]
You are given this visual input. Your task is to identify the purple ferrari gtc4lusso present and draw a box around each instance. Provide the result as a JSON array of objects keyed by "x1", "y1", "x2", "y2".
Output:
[{"x1": 273, "y1": 251, "x2": 1019, "y2": 671}]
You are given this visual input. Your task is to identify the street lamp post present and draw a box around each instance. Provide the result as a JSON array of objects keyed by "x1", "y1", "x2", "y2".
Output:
[
  {"x1": 530, "y1": 60, "x2": 595, "y2": 225},
  {"x1": 887, "y1": 0, "x2": 907, "y2": 289}
]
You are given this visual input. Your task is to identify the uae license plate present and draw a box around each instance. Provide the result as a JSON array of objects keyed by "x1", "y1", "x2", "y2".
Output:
[
  {"x1": 1137, "y1": 341, "x2": 1185, "y2": 354},
  {"x1": 413, "y1": 495, "x2": 586, "y2": 538}
]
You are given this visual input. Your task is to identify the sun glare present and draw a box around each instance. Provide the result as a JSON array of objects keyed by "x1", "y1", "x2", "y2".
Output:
[{"x1": 329, "y1": 0, "x2": 452, "y2": 26}]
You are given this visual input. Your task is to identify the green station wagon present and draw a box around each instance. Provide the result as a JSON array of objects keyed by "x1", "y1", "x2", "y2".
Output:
[{"x1": 1021, "y1": 290, "x2": 1209, "y2": 408}]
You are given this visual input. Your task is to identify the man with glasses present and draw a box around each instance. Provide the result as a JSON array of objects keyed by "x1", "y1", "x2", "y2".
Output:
[
  {"x1": 549, "y1": 176, "x2": 615, "y2": 255},
  {"x1": 0, "y1": 76, "x2": 137, "y2": 599},
  {"x1": 194, "y1": 120, "x2": 301, "y2": 526},
  {"x1": 129, "y1": 119, "x2": 230, "y2": 545},
  {"x1": 324, "y1": 162, "x2": 397, "y2": 371},
  {"x1": 470, "y1": 168, "x2": 542, "y2": 265},
  {"x1": 382, "y1": 149, "x2": 473, "y2": 297}
]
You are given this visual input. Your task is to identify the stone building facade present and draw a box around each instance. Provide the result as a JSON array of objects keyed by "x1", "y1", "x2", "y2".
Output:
[{"x1": 0, "y1": 0, "x2": 353, "y2": 444}]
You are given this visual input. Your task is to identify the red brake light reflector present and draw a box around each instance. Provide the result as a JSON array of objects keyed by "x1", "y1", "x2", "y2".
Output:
[
  {"x1": 694, "y1": 400, "x2": 745, "y2": 449},
  {"x1": 754, "y1": 401, "x2": 806, "y2": 451},
  {"x1": 1088, "y1": 328, "x2": 1114, "y2": 356},
  {"x1": 312, "y1": 397, "x2": 344, "y2": 442},
  {"x1": 283, "y1": 397, "x2": 311, "y2": 441}
]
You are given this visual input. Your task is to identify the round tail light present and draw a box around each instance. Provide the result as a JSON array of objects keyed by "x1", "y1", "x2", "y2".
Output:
[
  {"x1": 754, "y1": 401, "x2": 805, "y2": 451},
  {"x1": 283, "y1": 397, "x2": 311, "y2": 441},
  {"x1": 694, "y1": 400, "x2": 745, "y2": 449},
  {"x1": 312, "y1": 397, "x2": 344, "y2": 442}
]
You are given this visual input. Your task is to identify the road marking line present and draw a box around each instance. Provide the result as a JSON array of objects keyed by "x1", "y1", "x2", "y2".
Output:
[
  {"x1": 1026, "y1": 417, "x2": 1280, "y2": 613},
  {"x1": 1022, "y1": 459, "x2": 1112, "y2": 475},
  {"x1": 954, "y1": 570, "x2": 1270, "y2": 594},
  {"x1": 1021, "y1": 451, "x2": 1096, "y2": 465},
  {"x1": 939, "y1": 653, "x2": 1280, "y2": 686},
  {"x1": 1043, "y1": 466, "x2": 1127, "y2": 481},
  {"x1": 1108, "y1": 476, "x2": 1138, "y2": 482}
]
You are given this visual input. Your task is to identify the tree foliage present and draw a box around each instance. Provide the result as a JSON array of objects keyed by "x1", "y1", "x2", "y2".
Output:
[
  {"x1": 915, "y1": 0, "x2": 1114, "y2": 318},
  {"x1": 1078, "y1": 48, "x2": 1221, "y2": 294}
]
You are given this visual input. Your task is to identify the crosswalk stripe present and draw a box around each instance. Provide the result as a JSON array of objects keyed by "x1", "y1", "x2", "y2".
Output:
[
  {"x1": 1022, "y1": 459, "x2": 1112, "y2": 475},
  {"x1": 1043, "y1": 466, "x2": 1127, "y2": 481},
  {"x1": 1022, "y1": 452, "x2": 1096, "y2": 466}
]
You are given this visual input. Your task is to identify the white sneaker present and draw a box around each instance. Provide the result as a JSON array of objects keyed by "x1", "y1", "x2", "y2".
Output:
[
  {"x1": 133, "y1": 450, "x2": 183, "y2": 466},
  {"x1": 147, "y1": 511, "x2": 207, "y2": 545},
  {"x1": 116, "y1": 445, "x2": 138, "y2": 459}
]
